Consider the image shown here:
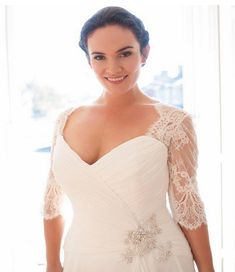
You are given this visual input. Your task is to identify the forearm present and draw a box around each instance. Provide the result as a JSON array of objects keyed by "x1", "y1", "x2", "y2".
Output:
[
  {"x1": 44, "y1": 215, "x2": 65, "y2": 266},
  {"x1": 180, "y1": 223, "x2": 214, "y2": 272}
]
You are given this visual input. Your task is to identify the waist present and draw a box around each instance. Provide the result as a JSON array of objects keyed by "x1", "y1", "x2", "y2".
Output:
[{"x1": 63, "y1": 210, "x2": 192, "y2": 257}]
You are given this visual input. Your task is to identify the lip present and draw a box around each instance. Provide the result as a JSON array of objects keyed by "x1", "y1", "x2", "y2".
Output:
[{"x1": 105, "y1": 75, "x2": 128, "y2": 83}]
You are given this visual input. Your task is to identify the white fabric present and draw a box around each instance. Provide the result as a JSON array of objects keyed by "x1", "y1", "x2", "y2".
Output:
[{"x1": 42, "y1": 102, "x2": 207, "y2": 271}]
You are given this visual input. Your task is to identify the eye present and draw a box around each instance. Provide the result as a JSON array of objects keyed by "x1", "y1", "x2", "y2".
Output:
[
  {"x1": 93, "y1": 55, "x2": 105, "y2": 61},
  {"x1": 119, "y1": 51, "x2": 132, "y2": 57}
]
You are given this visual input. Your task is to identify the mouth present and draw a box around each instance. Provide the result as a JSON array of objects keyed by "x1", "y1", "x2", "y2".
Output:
[{"x1": 104, "y1": 75, "x2": 128, "y2": 83}]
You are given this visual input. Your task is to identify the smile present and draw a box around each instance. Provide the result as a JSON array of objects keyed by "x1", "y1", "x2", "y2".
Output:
[{"x1": 105, "y1": 75, "x2": 128, "y2": 83}]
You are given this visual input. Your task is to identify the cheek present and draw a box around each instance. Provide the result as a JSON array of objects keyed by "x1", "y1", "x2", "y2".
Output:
[
  {"x1": 90, "y1": 61, "x2": 103, "y2": 74},
  {"x1": 124, "y1": 56, "x2": 142, "y2": 71}
]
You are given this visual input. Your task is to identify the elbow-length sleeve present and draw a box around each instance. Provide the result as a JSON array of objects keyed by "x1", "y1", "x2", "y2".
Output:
[
  {"x1": 167, "y1": 113, "x2": 207, "y2": 230},
  {"x1": 41, "y1": 113, "x2": 65, "y2": 220}
]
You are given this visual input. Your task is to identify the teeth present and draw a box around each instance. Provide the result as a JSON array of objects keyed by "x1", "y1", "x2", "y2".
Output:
[{"x1": 107, "y1": 76, "x2": 126, "y2": 82}]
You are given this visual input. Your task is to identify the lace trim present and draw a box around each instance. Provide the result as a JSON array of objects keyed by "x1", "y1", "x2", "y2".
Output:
[
  {"x1": 171, "y1": 122, "x2": 190, "y2": 151},
  {"x1": 145, "y1": 104, "x2": 187, "y2": 148},
  {"x1": 57, "y1": 107, "x2": 76, "y2": 135},
  {"x1": 42, "y1": 178, "x2": 64, "y2": 220},
  {"x1": 146, "y1": 104, "x2": 207, "y2": 230},
  {"x1": 168, "y1": 162, "x2": 207, "y2": 230},
  {"x1": 42, "y1": 109, "x2": 72, "y2": 219}
]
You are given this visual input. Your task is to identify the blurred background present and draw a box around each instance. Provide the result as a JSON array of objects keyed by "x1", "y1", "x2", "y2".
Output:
[{"x1": 0, "y1": 3, "x2": 234, "y2": 271}]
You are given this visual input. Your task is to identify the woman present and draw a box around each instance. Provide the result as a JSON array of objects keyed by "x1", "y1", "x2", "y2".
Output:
[{"x1": 42, "y1": 6, "x2": 215, "y2": 272}]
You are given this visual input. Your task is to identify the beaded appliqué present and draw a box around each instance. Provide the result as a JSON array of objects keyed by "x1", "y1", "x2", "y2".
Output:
[{"x1": 121, "y1": 213, "x2": 172, "y2": 263}]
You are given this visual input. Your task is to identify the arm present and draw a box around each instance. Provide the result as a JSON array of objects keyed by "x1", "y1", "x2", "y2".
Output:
[
  {"x1": 43, "y1": 177, "x2": 65, "y2": 271},
  {"x1": 42, "y1": 113, "x2": 65, "y2": 272},
  {"x1": 180, "y1": 223, "x2": 214, "y2": 272},
  {"x1": 167, "y1": 114, "x2": 215, "y2": 272},
  {"x1": 44, "y1": 216, "x2": 64, "y2": 271}
]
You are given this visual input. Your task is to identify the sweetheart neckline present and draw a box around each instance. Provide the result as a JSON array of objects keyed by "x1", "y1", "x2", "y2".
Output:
[
  {"x1": 57, "y1": 102, "x2": 165, "y2": 167},
  {"x1": 57, "y1": 134, "x2": 164, "y2": 167}
]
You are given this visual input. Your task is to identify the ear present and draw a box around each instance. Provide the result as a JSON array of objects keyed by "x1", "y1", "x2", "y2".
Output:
[{"x1": 141, "y1": 44, "x2": 150, "y2": 64}]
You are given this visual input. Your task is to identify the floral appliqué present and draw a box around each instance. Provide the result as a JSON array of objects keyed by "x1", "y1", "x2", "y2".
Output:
[{"x1": 122, "y1": 213, "x2": 172, "y2": 263}]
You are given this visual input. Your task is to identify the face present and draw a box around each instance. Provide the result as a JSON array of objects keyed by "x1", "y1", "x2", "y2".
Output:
[{"x1": 87, "y1": 25, "x2": 149, "y2": 94}]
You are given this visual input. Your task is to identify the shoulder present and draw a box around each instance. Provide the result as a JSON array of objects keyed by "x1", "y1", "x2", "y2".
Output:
[
  {"x1": 51, "y1": 104, "x2": 85, "y2": 134},
  {"x1": 157, "y1": 104, "x2": 196, "y2": 149},
  {"x1": 146, "y1": 102, "x2": 193, "y2": 147},
  {"x1": 156, "y1": 102, "x2": 191, "y2": 124},
  {"x1": 55, "y1": 104, "x2": 88, "y2": 123}
]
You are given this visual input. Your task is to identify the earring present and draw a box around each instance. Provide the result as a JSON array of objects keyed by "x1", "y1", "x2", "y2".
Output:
[{"x1": 141, "y1": 63, "x2": 146, "y2": 67}]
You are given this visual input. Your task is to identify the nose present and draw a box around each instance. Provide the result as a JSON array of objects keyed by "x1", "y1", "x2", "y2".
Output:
[{"x1": 105, "y1": 59, "x2": 123, "y2": 75}]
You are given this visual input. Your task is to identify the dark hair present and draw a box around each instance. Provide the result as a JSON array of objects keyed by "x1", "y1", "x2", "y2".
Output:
[{"x1": 79, "y1": 6, "x2": 149, "y2": 58}]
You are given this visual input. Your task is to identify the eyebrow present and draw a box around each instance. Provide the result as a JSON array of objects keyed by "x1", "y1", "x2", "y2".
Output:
[{"x1": 91, "y1": 46, "x2": 134, "y2": 55}]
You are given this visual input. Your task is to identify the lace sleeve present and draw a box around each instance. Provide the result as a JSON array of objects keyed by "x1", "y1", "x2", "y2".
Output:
[
  {"x1": 41, "y1": 112, "x2": 65, "y2": 220},
  {"x1": 167, "y1": 113, "x2": 207, "y2": 230}
]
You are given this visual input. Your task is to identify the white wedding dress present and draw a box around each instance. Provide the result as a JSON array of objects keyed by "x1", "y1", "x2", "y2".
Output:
[{"x1": 42, "y1": 102, "x2": 207, "y2": 272}]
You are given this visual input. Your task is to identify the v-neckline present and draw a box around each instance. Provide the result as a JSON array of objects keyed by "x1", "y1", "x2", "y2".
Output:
[
  {"x1": 58, "y1": 134, "x2": 162, "y2": 167},
  {"x1": 58, "y1": 102, "x2": 163, "y2": 167}
]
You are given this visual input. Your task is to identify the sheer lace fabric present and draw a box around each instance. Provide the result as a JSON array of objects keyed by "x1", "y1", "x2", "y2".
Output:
[
  {"x1": 167, "y1": 114, "x2": 207, "y2": 230},
  {"x1": 41, "y1": 111, "x2": 68, "y2": 220},
  {"x1": 42, "y1": 104, "x2": 207, "y2": 230},
  {"x1": 145, "y1": 106, "x2": 207, "y2": 230}
]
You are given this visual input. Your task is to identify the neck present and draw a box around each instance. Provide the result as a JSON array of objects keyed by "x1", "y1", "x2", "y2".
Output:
[{"x1": 95, "y1": 85, "x2": 145, "y2": 108}]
